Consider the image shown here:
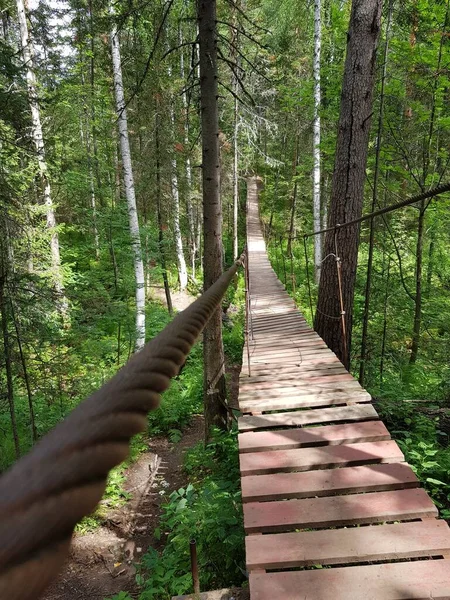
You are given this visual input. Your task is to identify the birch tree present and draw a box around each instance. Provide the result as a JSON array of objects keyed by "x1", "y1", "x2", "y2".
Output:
[
  {"x1": 110, "y1": 7, "x2": 146, "y2": 351},
  {"x1": 313, "y1": 0, "x2": 322, "y2": 281},
  {"x1": 16, "y1": 0, "x2": 67, "y2": 312},
  {"x1": 167, "y1": 58, "x2": 188, "y2": 290}
]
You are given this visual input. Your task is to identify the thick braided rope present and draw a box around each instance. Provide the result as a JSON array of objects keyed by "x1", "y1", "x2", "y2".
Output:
[{"x1": 0, "y1": 254, "x2": 244, "y2": 600}]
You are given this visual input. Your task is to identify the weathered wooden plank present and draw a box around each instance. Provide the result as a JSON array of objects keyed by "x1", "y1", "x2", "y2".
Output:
[
  {"x1": 238, "y1": 421, "x2": 390, "y2": 453},
  {"x1": 243, "y1": 488, "x2": 437, "y2": 533},
  {"x1": 238, "y1": 404, "x2": 379, "y2": 431},
  {"x1": 240, "y1": 368, "x2": 348, "y2": 386},
  {"x1": 239, "y1": 440, "x2": 404, "y2": 475},
  {"x1": 239, "y1": 380, "x2": 359, "y2": 395},
  {"x1": 238, "y1": 382, "x2": 366, "y2": 402},
  {"x1": 241, "y1": 462, "x2": 418, "y2": 502},
  {"x1": 249, "y1": 559, "x2": 450, "y2": 600},
  {"x1": 239, "y1": 391, "x2": 371, "y2": 413},
  {"x1": 246, "y1": 520, "x2": 450, "y2": 569}
]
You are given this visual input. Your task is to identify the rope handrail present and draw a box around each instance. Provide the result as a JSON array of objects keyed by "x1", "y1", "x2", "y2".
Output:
[{"x1": 0, "y1": 251, "x2": 245, "y2": 600}]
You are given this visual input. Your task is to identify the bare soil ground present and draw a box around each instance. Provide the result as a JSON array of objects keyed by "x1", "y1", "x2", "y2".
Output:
[{"x1": 44, "y1": 417, "x2": 204, "y2": 600}]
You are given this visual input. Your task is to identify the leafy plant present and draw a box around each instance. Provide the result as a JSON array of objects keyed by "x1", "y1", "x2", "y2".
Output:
[{"x1": 134, "y1": 429, "x2": 245, "y2": 599}]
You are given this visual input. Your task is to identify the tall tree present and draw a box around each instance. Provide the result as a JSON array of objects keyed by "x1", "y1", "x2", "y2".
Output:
[
  {"x1": 110, "y1": 6, "x2": 146, "y2": 351},
  {"x1": 313, "y1": 0, "x2": 322, "y2": 281},
  {"x1": 167, "y1": 56, "x2": 188, "y2": 290},
  {"x1": 16, "y1": 0, "x2": 67, "y2": 313},
  {"x1": 314, "y1": 0, "x2": 383, "y2": 368},
  {"x1": 198, "y1": 0, "x2": 228, "y2": 435}
]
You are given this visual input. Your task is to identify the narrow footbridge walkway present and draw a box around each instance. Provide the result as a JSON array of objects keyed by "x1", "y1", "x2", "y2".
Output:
[{"x1": 238, "y1": 179, "x2": 450, "y2": 599}]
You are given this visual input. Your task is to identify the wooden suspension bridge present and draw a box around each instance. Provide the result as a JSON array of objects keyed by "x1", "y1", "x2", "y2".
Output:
[{"x1": 237, "y1": 178, "x2": 450, "y2": 599}]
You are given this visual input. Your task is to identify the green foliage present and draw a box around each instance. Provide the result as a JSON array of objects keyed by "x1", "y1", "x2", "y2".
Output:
[
  {"x1": 134, "y1": 429, "x2": 245, "y2": 600},
  {"x1": 147, "y1": 344, "x2": 204, "y2": 437},
  {"x1": 105, "y1": 592, "x2": 133, "y2": 600},
  {"x1": 378, "y1": 399, "x2": 450, "y2": 519}
]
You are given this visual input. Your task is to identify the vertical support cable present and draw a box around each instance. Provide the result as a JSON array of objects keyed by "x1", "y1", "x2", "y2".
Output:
[
  {"x1": 303, "y1": 235, "x2": 315, "y2": 324},
  {"x1": 244, "y1": 247, "x2": 252, "y2": 377},
  {"x1": 334, "y1": 228, "x2": 348, "y2": 361}
]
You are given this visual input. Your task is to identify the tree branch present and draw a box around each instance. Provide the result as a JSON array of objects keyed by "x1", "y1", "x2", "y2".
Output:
[{"x1": 216, "y1": 20, "x2": 268, "y2": 49}]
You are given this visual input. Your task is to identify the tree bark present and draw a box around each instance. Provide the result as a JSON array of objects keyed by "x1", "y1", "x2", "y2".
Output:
[
  {"x1": 110, "y1": 7, "x2": 146, "y2": 351},
  {"x1": 0, "y1": 270, "x2": 20, "y2": 458},
  {"x1": 155, "y1": 109, "x2": 173, "y2": 316},
  {"x1": 313, "y1": 0, "x2": 322, "y2": 282},
  {"x1": 314, "y1": 0, "x2": 382, "y2": 369},
  {"x1": 169, "y1": 109, "x2": 188, "y2": 290},
  {"x1": 179, "y1": 24, "x2": 197, "y2": 278},
  {"x1": 231, "y1": 11, "x2": 240, "y2": 260},
  {"x1": 359, "y1": 0, "x2": 393, "y2": 385},
  {"x1": 410, "y1": 202, "x2": 425, "y2": 364},
  {"x1": 198, "y1": 0, "x2": 228, "y2": 437},
  {"x1": 16, "y1": 0, "x2": 67, "y2": 314}
]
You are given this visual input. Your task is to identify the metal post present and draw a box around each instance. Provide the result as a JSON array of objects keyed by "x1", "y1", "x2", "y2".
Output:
[{"x1": 190, "y1": 539, "x2": 200, "y2": 595}]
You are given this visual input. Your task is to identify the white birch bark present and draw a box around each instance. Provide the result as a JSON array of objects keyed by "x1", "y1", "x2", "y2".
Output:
[
  {"x1": 232, "y1": 90, "x2": 239, "y2": 259},
  {"x1": 167, "y1": 59, "x2": 188, "y2": 290},
  {"x1": 110, "y1": 8, "x2": 145, "y2": 351},
  {"x1": 179, "y1": 26, "x2": 196, "y2": 278},
  {"x1": 313, "y1": 0, "x2": 322, "y2": 283},
  {"x1": 16, "y1": 0, "x2": 67, "y2": 311},
  {"x1": 169, "y1": 110, "x2": 188, "y2": 290}
]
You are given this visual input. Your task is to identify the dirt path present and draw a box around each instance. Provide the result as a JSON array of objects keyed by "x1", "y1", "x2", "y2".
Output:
[{"x1": 44, "y1": 417, "x2": 204, "y2": 600}]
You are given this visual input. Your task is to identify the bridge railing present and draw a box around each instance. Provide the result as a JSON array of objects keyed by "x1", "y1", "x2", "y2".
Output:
[{"x1": 0, "y1": 252, "x2": 245, "y2": 600}]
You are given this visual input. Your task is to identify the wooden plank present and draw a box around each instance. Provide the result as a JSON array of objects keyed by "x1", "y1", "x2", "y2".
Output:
[
  {"x1": 238, "y1": 404, "x2": 379, "y2": 432},
  {"x1": 239, "y1": 391, "x2": 371, "y2": 413},
  {"x1": 239, "y1": 384, "x2": 366, "y2": 404},
  {"x1": 243, "y1": 488, "x2": 437, "y2": 533},
  {"x1": 238, "y1": 421, "x2": 390, "y2": 453},
  {"x1": 249, "y1": 559, "x2": 450, "y2": 600},
  {"x1": 241, "y1": 462, "x2": 419, "y2": 502},
  {"x1": 239, "y1": 382, "x2": 364, "y2": 399},
  {"x1": 246, "y1": 520, "x2": 450, "y2": 569},
  {"x1": 240, "y1": 368, "x2": 348, "y2": 386},
  {"x1": 239, "y1": 380, "x2": 360, "y2": 394},
  {"x1": 239, "y1": 440, "x2": 404, "y2": 475}
]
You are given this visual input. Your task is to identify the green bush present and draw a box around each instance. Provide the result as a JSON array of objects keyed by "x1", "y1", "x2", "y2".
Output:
[
  {"x1": 378, "y1": 399, "x2": 450, "y2": 519},
  {"x1": 134, "y1": 429, "x2": 245, "y2": 599}
]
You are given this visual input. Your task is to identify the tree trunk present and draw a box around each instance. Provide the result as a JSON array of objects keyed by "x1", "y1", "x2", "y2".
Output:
[
  {"x1": 198, "y1": 0, "x2": 228, "y2": 437},
  {"x1": 10, "y1": 299, "x2": 37, "y2": 442},
  {"x1": 287, "y1": 134, "x2": 300, "y2": 256},
  {"x1": 179, "y1": 24, "x2": 197, "y2": 278},
  {"x1": 0, "y1": 270, "x2": 20, "y2": 458},
  {"x1": 314, "y1": 0, "x2": 382, "y2": 369},
  {"x1": 359, "y1": 0, "x2": 393, "y2": 385},
  {"x1": 156, "y1": 109, "x2": 173, "y2": 316},
  {"x1": 110, "y1": 7, "x2": 146, "y2": 351},
  {"x1": 231, "y1": 12, "x2": 240, "y2": 260},
  {"x1": 410, "y1": 203, "x2": 425, "y2": 364},
  {"x1": 313, "y1": 0, "x2": 322, "y2": 282},
  {"x1": 425, "y1": 238, "x2": 434, "y2": 298},
  {"x1": 379, "y1": 255, "x2": 390, "y2": 386},
  {"x1": 169, "y1": 108, "x2": 188, "y2": 290},
  {"x1": 16, "y1": 0, "x2": 67, "y2": 314}
]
